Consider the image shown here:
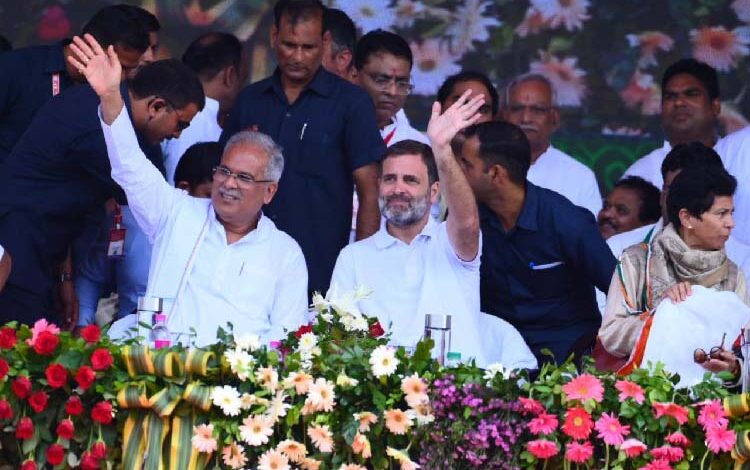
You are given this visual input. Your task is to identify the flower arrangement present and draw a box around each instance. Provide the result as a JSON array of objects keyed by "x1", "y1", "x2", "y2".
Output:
[
  {"x1": 0, "y1": 320, "x2": 122, "y2": 468},
  {"x1": 520, "y1": 358, "x2": 735, "y2": 469}
]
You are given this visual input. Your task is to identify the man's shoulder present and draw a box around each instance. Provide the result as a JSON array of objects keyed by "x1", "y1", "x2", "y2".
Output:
[
  {"x1": 261, "y1": 215, "x2": 305, "y2": 253},
  {"x1": 626, "y1": 143, "x2": 668, "y2": 171},
  {"x1": 548, "y1": 146, "x2": 597, "y2": 177},
  {"x1": 0, "y1": 44, "x2": 51, "y2": 68},
  {"x1": 607, "y1": 224, "x2": 656, "y2": 259}
]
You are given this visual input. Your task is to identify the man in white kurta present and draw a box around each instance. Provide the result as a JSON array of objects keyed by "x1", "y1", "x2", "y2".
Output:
[
  {"x1": 502, "y1": 74, "x2": 601, "y2": 216},
  {"x1": 73, "y1": 34, "x2": 308, "y2": 346},
  {"x1": 332, "y1": 91, "x2": 537, "y2": 370}
]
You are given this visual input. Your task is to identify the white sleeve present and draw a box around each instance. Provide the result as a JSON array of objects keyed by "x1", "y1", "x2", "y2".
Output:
[
  {"x1": 440, "y1": 222, "x2": 481, "y2": 271},
  {"x1": 264, "y1": 243, "x2": 309, "y2": 344},
  {"x1": 330, "y1": 246, "x2": 358, "y2": 294},
  {"x1": 100, "y1": 105, "x2": 185, "y2": 243}
]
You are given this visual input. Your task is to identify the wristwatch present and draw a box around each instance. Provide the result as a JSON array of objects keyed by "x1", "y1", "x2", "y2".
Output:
[{"x1": 59, "y1": 272, "x2": 73, "y2": 283}]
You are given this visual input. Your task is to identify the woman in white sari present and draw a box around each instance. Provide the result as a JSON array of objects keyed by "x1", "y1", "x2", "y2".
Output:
[{"x1": 599, "y1": 165, "x2": 748, "y2": 377}]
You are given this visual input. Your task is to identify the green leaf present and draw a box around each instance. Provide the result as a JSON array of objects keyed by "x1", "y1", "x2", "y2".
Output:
[{"x1": 56, "y1": 349, "x2": 84, "y2": 370}]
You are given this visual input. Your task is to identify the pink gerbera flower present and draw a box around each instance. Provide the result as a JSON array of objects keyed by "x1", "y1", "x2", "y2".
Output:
[
  {"x1": 527, "y1": 439, "x2": 559, "y2": 459},
  {"x1": 615, "y1": 380, "x2": 646, "y2": 404},
  {"x1": 565, "y1": 441, "x2": 593, "y2": 463},
  {"x1": 653, "y1": 402, "x2": 689, "y2": 425},
  {"x1": 562, "y1": 406, "x2": 594, "y2": 440},
  {"x1": 26, "y1": 319, "x2": 60, "y2": 346},
  {"x1": 529, "y1": 413, "x2": 559, "y2": 435},
  {"x1": 562, "y1": 374, "x2": 604, "y2": 403},
  {"x1": 651, "y1": 445, "x2": 684, "y2": 463},
  {"x1": 595, "y1": 413, "x2": 630, "y2": 446},
  {"x1": 519, "y1": 397, "x2": 545, "y2": 415},
  {"x1": 639, "y1": 458, "x2": 673, "y2": 470},
  {"x1": 706, "y1": 426, "x2": 735, "y2": 454},
  {"x1": 666, "y1": 431, "x2": 691, "y2": 448},
  {"x1": 620, "y1": 438, "x2": 647, "y2": 458},
  {"x1": 698, "y1": 400, "x2": 728, "y2": 431},
  {"x1": 691, "y1": 25, "x2": 750, "y2": 72}
]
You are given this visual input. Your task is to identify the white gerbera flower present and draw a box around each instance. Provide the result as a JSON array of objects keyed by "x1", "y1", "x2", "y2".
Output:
[
  {"x1": 410, "y1": 39, "x2": 461, "y2": 96},
  {"x1": 224, "y1": 348, "x2": 255, "y2": 380},
  {"x1": 239, "y1": 414, "x2": 274, "y2": 447},
  {"x1": 298, "y1": 332, "x2": 318, "y2": 351},
  {"x1": 447, "y1": 0, "x2": 501, "y2": 53},
  {"x1": 235, "y1": 333, "x2": 261, "y2": 352},
  {"x1": 334, "y1": 0, "x2": 395, "y2": 32},
  {"x1": 369, "y1": 345, "x2": 399, "y2": 378},
  {"x1": 265, "y1": 391, "x2": 292, "y2": 423},
  {"x1": 211, "y1": 385, "x2": 242, "y2": 416}
]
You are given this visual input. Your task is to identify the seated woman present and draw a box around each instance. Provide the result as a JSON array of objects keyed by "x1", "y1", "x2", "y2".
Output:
[{"x1": 599, "y1": 165, "x2": 748, "y2": 377}]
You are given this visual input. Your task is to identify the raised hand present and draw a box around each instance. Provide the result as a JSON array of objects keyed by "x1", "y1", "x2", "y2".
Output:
[
  {"x1": 426, "y1": 89, "x2": 485, "y2": 149},
  {"x1": 67, "y1": 34, "x2": 122, "y2": 99}
]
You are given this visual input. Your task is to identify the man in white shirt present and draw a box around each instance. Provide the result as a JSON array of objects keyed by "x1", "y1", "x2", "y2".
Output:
[
  {"x1": 161, "y1": 32, "x2": 247, "y2": 184},
  {"x1": 716, "y1": 126, "x2": 750, "y2": 246},
  {"x1": 354, "y1": 29, "x2": 429, "y2": 146},
  {"x1": 502, "y1": 73, "x2": 602, "y2": 216},
  {"x1": 71, "y1": 34, "x2": 308, "y2": 346},
  {"x1": 623, "y1": 59, "x2": 721, "y2": 189},
  {"x1": 331, "y1": 91, "x2": 536, "y2": 369}
]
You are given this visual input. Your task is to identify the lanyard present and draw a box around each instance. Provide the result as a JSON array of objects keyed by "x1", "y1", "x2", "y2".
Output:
[{"x1": 383, "y1": 126, "x2": 397, "y2": 146}]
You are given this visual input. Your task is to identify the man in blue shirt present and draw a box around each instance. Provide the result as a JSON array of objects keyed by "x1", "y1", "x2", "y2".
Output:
[
  {"x1": 459, "y1": 121, "x2": 616, "y2": 365},
  {"x1": 0, "y1": 5, "x2": 148, "y2": 163},
  {"x1": 0, "y1": 58, "x2": 204, "y2": 329},
  {"x1": 221, "y1": 0, "x2": 384, "y2": 298}
]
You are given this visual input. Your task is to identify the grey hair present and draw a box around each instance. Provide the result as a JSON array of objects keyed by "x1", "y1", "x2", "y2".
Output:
[
  {"x1": 224, "y1": 130, "x2": 285, "y2": 182},
  {"x1": 503, "y1": 73, "x2": 558, "y2": 108}
]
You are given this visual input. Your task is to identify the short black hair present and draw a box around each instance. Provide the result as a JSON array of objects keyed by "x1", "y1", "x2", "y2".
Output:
[
  {"x1": 130, "y1": 59, "x2": 205, "y2": 111},
  {"x1": 382, "y1": 140, "x2": 438, "y2": 186},
  {"x1": 666, "y1": 166, "x2": 736, "y2": 229},
  {"x1": 660, "y1": 142, "x2": 724, "y2": 180},
  {"x1": 113, "y1": 4, "x2": 161, "y2": 33},
  {"x1": 273, "y1": 0, "x2": 325, "y2": 30},
  {"x1": 182, "y1": 32, "x2": 242, "y2": 81},
  {"x1": 463, "y1": 121, "x2": 530, "y2": 185},
  {"x1": 437, "y1": 71, "x2": 499, "y2": 117},
  {"x1": 612, "y1": 176, "x2": 661, "y2": 224},
  {"x1": 354, "y1": 29, "x2": 412, "y2": 70},
  {"x1": 82, "y1": 5, "x2": 150, "y2": 53},
  {"x1": 324, "y1": 8, "x2": 356, "y2": 59},
  {"x1": 661, "y1": 59, "x2": 719, "y2": 101},
  {"x1": 174, "y1": 142, "x2": 223, "y2": 188},
  {"x1": 0, "y1": 35, "x2": 11, "y2": 52}
]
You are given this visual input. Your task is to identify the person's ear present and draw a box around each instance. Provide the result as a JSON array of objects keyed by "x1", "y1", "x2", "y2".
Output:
[
  {"x1": 678, "y1": 208, "x2": 695, "y2": 229},
  {"x1": 711, "y1": 97, "x2": 721, "y2": 118},
  {"x1": 263, "y1": 182, "x2": 279, "y2": 204},
  {"x1": 430, "y1": 181, "x2": 440, "y2": 204},
  {"x1": 223, "y1": 65, "x2": 237, "y2": 88},
  {"x1": 336, "y1": 50, "x2": 353, "y2": 71},
  {"x1": 550, "y1": 106, "x2": 561, "y2": 131},
  {"x1": 176, "y1": 181, "x2": 191, "y2": 192},
  {"x1": 147, "y1": 97, "x2": 169, "y2": 118},
  {"x1": 322, "y1": 30, "x2": 332, "y2": 49}
]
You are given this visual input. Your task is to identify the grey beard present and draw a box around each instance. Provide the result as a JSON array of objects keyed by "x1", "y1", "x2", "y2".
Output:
[{"x1": 379, "y1": 193, "x2": 431, "y2": 227}]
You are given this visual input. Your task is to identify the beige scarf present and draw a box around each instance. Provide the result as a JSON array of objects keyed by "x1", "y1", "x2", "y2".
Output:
[{"x1": 649, "y1": 224, "x2": 734, "y2": 305}]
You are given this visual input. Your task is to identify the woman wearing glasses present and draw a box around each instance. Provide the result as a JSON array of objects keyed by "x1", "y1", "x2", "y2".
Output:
[{"x1": 599, "y1": 164, "x2": 747, "y2": 380}]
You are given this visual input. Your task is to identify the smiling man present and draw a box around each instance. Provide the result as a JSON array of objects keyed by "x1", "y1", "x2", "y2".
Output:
[
  {"x1": 69, "y1": 34, "x2": 308, "y2": 345},
  {"x1": 597, "y1": 176, "x2": 661, "y2": 240},
  {"x1": 623, "y1": 59, "x2": 721, "y2": 188},
  {"x1": 221, "y1": 0, "x2": 384, "y2": 300}
]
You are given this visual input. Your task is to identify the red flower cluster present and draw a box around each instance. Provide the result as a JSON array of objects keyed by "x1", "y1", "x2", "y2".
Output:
[
  {"x1": 33, "y1": 331, "x2": 59, "y2": 356},
  {"x1": 90, "y1": 348, "x2": 113, "y2": 371},
  {"x1": 91, "y1": 401, "x2": 113, "y2": 425},
  {"x1": 369, "y1": 320, "x2": 385, "y2": 338},
  {"x1": 294, "y1": 323, "x2": 313, "y2": 339},
  {"x1": 0, "y1": 327, "x2": 16, "y2": 349},
  {"x1": 45, "y1": 363, "x2": 67, "y2": 388},
  {"x1": 80, "y1": 324, "x2": 101, "y2": 343}
]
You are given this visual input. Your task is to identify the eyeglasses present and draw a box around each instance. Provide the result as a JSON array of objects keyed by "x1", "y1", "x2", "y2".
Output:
[
  {"x1": 212, "y1": 165, "x2": 273, "y2": 186},
  {"x1": 365, "y1": 72, "x2": 415, "y2": 96},
  {"x1": 693, "y1": 332, "x2": 726, "y2": 364}
]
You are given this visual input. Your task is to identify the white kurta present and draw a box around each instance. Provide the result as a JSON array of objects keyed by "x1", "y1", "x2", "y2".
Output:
[
  {"x1": 332, "y1": 218, "x2": 536, "y2": 369},
  {"x1": 716, "y1": 127, "x2": 750, "y2": 245},
  {"x1": 101, "y1": 105, "x2": 308, "y2": 346},
  {"x1": 160, "y1": 96, "x2": 222, "y2": 185},
  {"x1": 527, "y1": 145, "x2": 602, "y2": 217}
]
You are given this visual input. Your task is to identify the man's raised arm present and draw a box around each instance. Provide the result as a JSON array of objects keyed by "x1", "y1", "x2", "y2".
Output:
[{"x1": 426, "y1": 90, "x2": 484, "y2": 261}]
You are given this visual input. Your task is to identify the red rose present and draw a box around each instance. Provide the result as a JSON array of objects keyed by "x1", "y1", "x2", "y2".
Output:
[
  {"x1": 11, "y1": 376, "x2": 32, "y2": 399},
  {"x1": 46, "y1": 443, "x2": 65, "y2": 465},
  {"x1": 20, "y1": 460, "x2": 36, "y2": 470},
  {"x1": 28, "y1": 390, "x2": 48, "y2": 413},
  {"x1": 75, "y1": 366, "x2": 96, "y2": 390},
  {"x1": 91, "y1": 401, "x2": 113, "y2": 425},
  {"x1": 56, "y1": 418, "x2": 74, "y2": 439},
  {"x1": 80, "y1": 324, "x2": 101, "y2": 343},
  {"x1": 15, "y1": 416, "x2": 34, "y2": 439},
  {"x1": 65, "y1": 395, "x2": 84, "y2": 415},
  {"x1": 45, "y1": 363, "x2": 67, "y2": 388},
  {"x1": 79, "y1": 451, "x2": 100, "y2": 470},
  {"x1": 33, "y1": 331, "x2": 59, "y2": 355},
  {"x1": 294, "y1": 323, "x2": 313, "y2": 338},
  {"x1": 90, "y1": 348, "x2": 113, "y2": 371},
  {"x1": 0, "y1": 399, "x2": 13, "y2": 420},
  {"x1": 91, "y1": 440, "x2": 107, "y2": 459},
  {"x1": 0, "y1": 358, "x2": 8, "y2": 380},
  {"x1": 369, "y1": 320, "x2": 385, "y2": 338},
  {"x1": 0, "y1": 327, "x2": 17, "y2": 349}
]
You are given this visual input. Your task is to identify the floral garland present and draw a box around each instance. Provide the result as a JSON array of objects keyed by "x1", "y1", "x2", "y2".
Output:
[{"x1": 0, "y1": 290, "x2": 746, "y2": 469}]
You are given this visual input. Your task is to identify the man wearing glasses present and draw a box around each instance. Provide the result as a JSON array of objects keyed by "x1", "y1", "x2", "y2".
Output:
[
  {"x1": 354, "y1": 29, "x2": 429, "y2": 147},
  {"x1": 0, "y1": 59, "x2": 203, "y2": 329},
  {"x1": 502, "y1": 74, "x2": 602, "y2": 217},
  {"x1": 68, "y1": 32, "x2": 308, "y2": 345}
]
